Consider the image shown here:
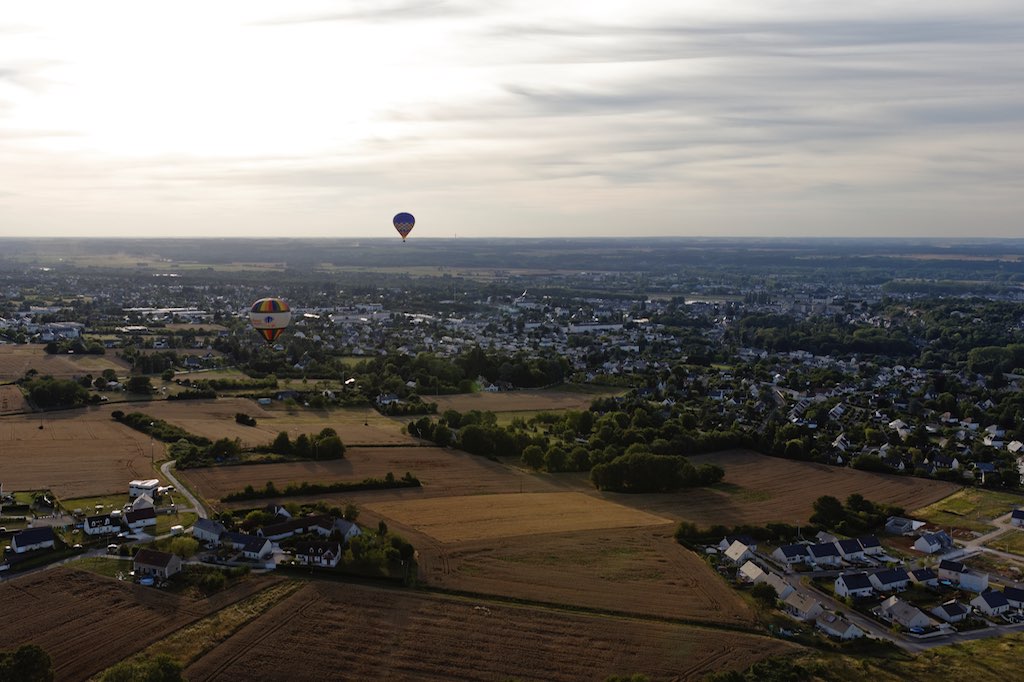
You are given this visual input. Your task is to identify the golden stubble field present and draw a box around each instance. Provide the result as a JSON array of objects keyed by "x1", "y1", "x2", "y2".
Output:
[
  {"x1": 0, "y1": 384, "x2": 29, "y2": 414},
  {"x1": 430, "y1": 388, "x2": 613, "y2": 414},
  {"x1": 0, "y1": 407, "x2": 156, "y2": 498},
  {"x1": 185, "y1": 581, "x2": 796, "y2": 682},
  {"x1": 138, "y1": 398, "x2": 412, "y2": 447},
  {"x1": 619, "y1": 449, "x2": 961, "y2": 526},
  {"x1": 0, "y1": 345, "x2": 129, "y2": 382}
]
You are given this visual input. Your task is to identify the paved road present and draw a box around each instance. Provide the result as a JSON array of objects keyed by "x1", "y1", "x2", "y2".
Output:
[{"x1": 160, "y1": 459, "x2": 207, "y2": 520}]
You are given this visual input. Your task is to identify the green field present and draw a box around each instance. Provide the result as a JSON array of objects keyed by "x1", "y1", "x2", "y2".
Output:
[
  {"x1": 75, "y1": 555, "x2": 133, "y2": 579},
  {"x1": 984, "y1": 529, "x2": 1024, "y2": 557},
  {"x1": 913, "y1": 488, "x2": 1024, "y2": 533}
]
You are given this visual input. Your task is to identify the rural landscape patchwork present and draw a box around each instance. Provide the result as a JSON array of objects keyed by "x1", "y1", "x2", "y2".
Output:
[{"x1": 2, "y1": 237, "x2": 1024, "y2": 681}]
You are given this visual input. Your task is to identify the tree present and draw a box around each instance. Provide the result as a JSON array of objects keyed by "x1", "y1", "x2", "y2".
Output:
[
  {"x1": 169, "y1": 537, "x2": 199, "y2": 558},
  {"x1": 0, "y1": 644, "x2": 53, "y2": 682},
  {"x1": 751, "y1": 582, "x2": 778, "y2": 609},
  {"x1": 811, "y1": 495, "x2": 845, "y2": 527},
  {"x1": 343, "y1": 503, "x2": 359, "y2": 522},
  {"x1": 126, "y1": 376, "x2": 153, "y2": 394},
  {"x1": 521, "y1": 444, "x2": 544, "y2": 469},
  {"x1": 544, "y1": 445, "x2": 568, "y2": 472},
  {"x1": 271, "y1": 431, "x2": 292, "y2": 454},
  {"x1": 100, "y1": 654, "x2": 183, "y2": 682}
]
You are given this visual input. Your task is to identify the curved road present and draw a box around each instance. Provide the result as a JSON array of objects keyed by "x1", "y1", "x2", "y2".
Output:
[{"x1": 160, "y1": 459, "x2": 208, "y2": 520}]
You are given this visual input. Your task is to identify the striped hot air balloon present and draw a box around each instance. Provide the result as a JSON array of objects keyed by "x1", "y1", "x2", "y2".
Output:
[
  {"x1": 249, "y1": 297, "x2": 291, "y2": 344},
  {"x1": 393, "y1": 212, "x2": 415, "y2": 242}
]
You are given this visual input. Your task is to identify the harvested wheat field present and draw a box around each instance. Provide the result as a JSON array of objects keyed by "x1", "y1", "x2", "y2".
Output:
[
  {"x1": 431, "y1": 387, "x2": 613, "y2": 415},
  {"x1": 616, "y1": 449, "x2": 959, "y2": 527},
  {"x1": 191, "y1": 446, "x2": 562, "y2": 508},
  {"x1": 422, "y1": 526, "x2": 753, "y2": 625},
  {"x1": 186, "y1": 581, "x2": 796, "y2": 682},
  {"x1": 0, "y1": 384, "x2": 28, "y2": 414},
  {"x1": 137, "y1": 398, "x2": 412, "y2": 446},
  {"x1": 0, "y1": 345, "x2": 129, "y2": 381},
  {"x1": 367, "y1": 492, "x2": 669, "y2": 543},
  {"x1": 0, "y1": 409, "x2": 156, "y2": 497},
  {"x1": 0, "y1": 568, "x2": 281, "y2": 682}
]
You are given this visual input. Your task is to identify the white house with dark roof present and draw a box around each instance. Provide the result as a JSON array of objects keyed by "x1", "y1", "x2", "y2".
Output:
[
  {"x1": 937, "y1": 561, "x2": 989, "y2": 593},
  {"x1": 870, "y1": 568, "x2": 910, "y2": 593},
  {"x1": 772, "y1": 544, "x2": 809, "y2": 565},
  {"x1": 932, "y1": 600, "x2": 969, "y2": 624},
  {"x1": 835, "y1": 572, "x2": 874, "y2": 599},
  {"x1": 10, "y1": 527, "x2": 55, "y2": 553},
  {"x1": 857, "y1": 536, "x2": 883, "y2": 556},
  {"x1": 914, "y1": 531, "x2": 954, "y2": 555},
  {"x1": 910, "y1": 568, "x2": 938, "y2": 587},
  {"x1": 294, "y1": 540, "x2": 342, "y2": 568},
  {"x1": 124, "y1": 507, "x2": 157, "y2": 532},
  {"x1": 808, "y1": 542, "x2": 842, "y2": 567},
  {"x1": 1002, "y1": 586, "x2": 1024, "y2": 610},
  {"x1": 1011, "y1": 509, "x2": 1024, "y2": 527},
  {"x1": 971, "y1": 590, "x2": 1010, "y2": 617},
  {"x1": 83, "y1": 514, "x2": 119, "y2": 536},
  {"x1": 835, "y1": 538, "x2": 865, "y2": 561}
]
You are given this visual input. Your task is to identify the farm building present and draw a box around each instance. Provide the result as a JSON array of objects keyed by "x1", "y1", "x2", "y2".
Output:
[
  {"x1": 10, "y1": 527, "x2": 55, "y2": 554},
  {"x1": 294, "y1": 541, "x2": 343, "y2": 568},
  {"x1": 258, "y1": 515, "x2": 332, "y2": 542},
  {"x1": 129, "y1": 479, "x2": 160, "y2": 499},
  {"x1": 133, "y1": 549, "x2": 182, "y2": 579},
  {"x1": 129, "y1": 493, "x2": 154, "y2": 511}
]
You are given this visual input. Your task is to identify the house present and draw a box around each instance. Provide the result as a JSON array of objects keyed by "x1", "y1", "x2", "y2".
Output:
[
  {"x1": 1011, "y1": 509, "x2": 1024, "y2": 527},
  {"x1": 938, "y1": 560, "x2": 989, "y2": 592},
  {"x1": 857, "y1": 536, "x2": 883, "y2": 556},
  {"x1": 124, "y1": 507, "x2": 157, "y2": 532},
  {"x1": 914, "y1": 531, "x2": 955, "y2": 555},
  {"x1": 772, "y1": 544, "x2": 809, "y2": 565},
  {"x1": 129, "y1": 479, "x2": 160, "y2": 499},
  {"x1": 133, "y1": 549, "x2": 182, "y2": 579},
  {"x1": 294, "y1": 540, "x2": 342, "y2": 568},
  {"x1": 764, "y1": 573, "x2": 795, "y2": 600},
  {"x1": 258, "y1": 515, "x2": 333, "y2": 541},
  {"x1": 241, "y1": 536, "x2": 273, "y2": 560},
  {"x1": 10, "y1": 527, "x2": 55, "y2": 553},
  {"x1": 971, "y1": 590, "x2": 1010, "y2": 617},
  {"x1": 869, "y1": 568, "x2": 911, "y2": 593},
  {"x1": 808, "y1": 542, "x2": 842, "y2": 567},
  {"x1": 816, "y1": 613, "x2": 864, "y2": 640},
  {"x1": 835, "y1": 538, "x2": 865, "y2": 561},
  {"x1": 782, "y1": 592, "x2": 823, "y2": 622},
  {"x1": 875, "y1": 596, "x2": 932, "y2": 630},
  {"x1": 932, "y1": 600, "x2": 970, "y2": 624},
  {"x1": 885, "y1": 516, "x2": 925, "y2": 535},
  {"x1": 1002, "y1": 586, "x2": 1024, "y2": 609},
  {"x1": 909, "y1": 568, "x2": 939, "y2": 587},
  {"x1": 333, "y1": 518, "x2": 362, "y2": 543},
  {"x1": 738, "y1": 560, "x2": 765, "y2": 584},
  {"x1": 725, "y1": 540, "x2": 755, "y2": 565},
  {"x1": 192, "y1": 518, "x2": 226, "y2": 544},
  {"x1": 83, "y1": 514, "x2": 119, "y2": 536},
  {"x1": 835, "y1": 572, "x2": 874, "y2": 599}
]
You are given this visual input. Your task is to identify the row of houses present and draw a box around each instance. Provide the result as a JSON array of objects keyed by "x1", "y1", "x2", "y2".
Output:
[{"x1": 771, "y1": 535, "x2": 883, "y2": 567}]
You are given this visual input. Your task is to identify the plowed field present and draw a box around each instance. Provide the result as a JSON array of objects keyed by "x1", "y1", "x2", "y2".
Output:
[
  {"x1": 0, "y1": 569, "x2": 280, "y2": 682},
  {"x1": 622, "y1": 449, "x2": 959, "y2": 526},
  {"x1": 185, "y1": 582, "x2": 796, "y2": 681}
]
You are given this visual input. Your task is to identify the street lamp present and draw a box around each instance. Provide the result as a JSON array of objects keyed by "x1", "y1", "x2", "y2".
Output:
[{"x1": 149, "y1": 422, "x2": 155, "y2": 466}]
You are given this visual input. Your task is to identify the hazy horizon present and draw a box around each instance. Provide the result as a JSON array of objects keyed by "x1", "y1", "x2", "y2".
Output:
[{"x1": 2, "y1": 1, "x2": 1022, "y2": 239}]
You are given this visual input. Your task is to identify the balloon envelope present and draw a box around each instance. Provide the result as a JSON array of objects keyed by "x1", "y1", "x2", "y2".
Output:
[
  {"x1": 249, "y1": 298, "x2": 291, "y2": 344},
  {"x1": 393, "y1": 212, "x2": 415, "y2": 241}
]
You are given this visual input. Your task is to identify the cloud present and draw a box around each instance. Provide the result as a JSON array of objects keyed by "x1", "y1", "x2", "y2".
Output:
[{"x1": 252, "y1": 0, "x2": 473, "y2": 26}]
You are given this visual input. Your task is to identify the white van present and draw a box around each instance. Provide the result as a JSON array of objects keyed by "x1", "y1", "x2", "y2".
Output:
[{"x1": 170, "y1": 525, "x2": 184, "y2": 536}]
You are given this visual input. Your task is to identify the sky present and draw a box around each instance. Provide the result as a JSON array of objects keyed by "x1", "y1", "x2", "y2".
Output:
[{"x1": 1, "y1": 1, "x2": 1022, "y2": 239}]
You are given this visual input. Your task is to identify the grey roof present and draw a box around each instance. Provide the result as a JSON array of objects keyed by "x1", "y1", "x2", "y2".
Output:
[
  {"x1": 1002, "y1": 586, "x2": 1024, "y2": 603},
  {"x1": 911, "y1": 568, "x2": 937, "y2": 581},
  {"x1": 777, "y1": 544, "x2": 808, "y2": 558},
  {"x1": 836, "y1": 538, "x2": 863, "y2": 554},
  {"x1": 194, "y1": 518, "x2": 225, "y2": 535},
  {"x1": 977, "y1": 590, "x2": 1009, "y2": 608},
  {"x1": 133, "y1": 548, "x2": 175, "y2": 568},
  {"x1": 939, "y1": 560, "x2": 965, "y2": 573},
  {"x1": 809, "y1": 542, "x2": 840, "y2": 558},
  {"x1": 1012, "y1": 509, "x2": 1024, "y2": 519},
  {"x1": 934, "y1": 601, "x2": 968, "y2": 618},
  {"x1": 858, "y1": 535, "x2": 881, "y2": 549}
]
